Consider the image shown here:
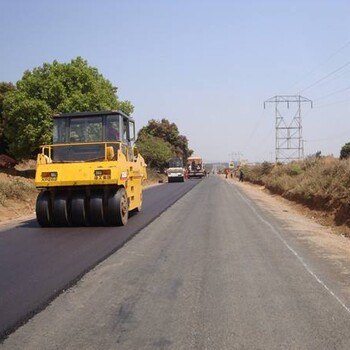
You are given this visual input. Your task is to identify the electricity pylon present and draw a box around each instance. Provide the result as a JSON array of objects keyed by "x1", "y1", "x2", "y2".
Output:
[{"x1": 264, "y1": 95, "x2": 312, "y2": 163}]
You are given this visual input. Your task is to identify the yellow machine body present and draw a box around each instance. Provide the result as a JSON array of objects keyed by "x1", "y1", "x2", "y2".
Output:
[{"x1": 34, "y1": 111, "x2": 147, "y2": 227}]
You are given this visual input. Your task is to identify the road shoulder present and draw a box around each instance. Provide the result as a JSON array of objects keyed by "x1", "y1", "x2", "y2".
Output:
[{"x1": 224, "y1": 175, "x2": 350, "y2": 289}]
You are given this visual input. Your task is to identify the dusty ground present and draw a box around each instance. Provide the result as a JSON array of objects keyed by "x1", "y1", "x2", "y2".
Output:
[
  {"x1": 229, "y1": 176, "x2": 350, "y2": 238},
  {"x1": 0, "y1": 172, "x2": 37, "y2": 225},
  {"x1": 224, "y1": 175, "x2": 350, "y2": 267},
  {"x1": 0, "y1": 198, "x2": 37, "y2": 224}
]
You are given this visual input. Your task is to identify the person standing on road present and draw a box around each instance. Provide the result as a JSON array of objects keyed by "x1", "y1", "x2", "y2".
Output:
[
  {"x1": 224, "y1": 168, "x2": 229, "y2": 179},
  {"x1": 239, "y1": 169, "x2": 244, "y2": 182}
]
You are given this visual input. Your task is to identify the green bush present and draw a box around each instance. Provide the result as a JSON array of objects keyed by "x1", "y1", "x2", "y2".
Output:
[{"x1": 290, "y1": 167, "x2": 303, "y2": 176}]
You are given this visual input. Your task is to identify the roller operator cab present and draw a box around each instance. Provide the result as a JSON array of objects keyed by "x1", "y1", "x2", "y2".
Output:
[{"x1": 35, "y1": 110, "x2": 147, "y2": 227}]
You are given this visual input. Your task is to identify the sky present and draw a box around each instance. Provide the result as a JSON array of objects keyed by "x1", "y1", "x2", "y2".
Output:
[{"x1": 1, "y1": 0, "x2": 350, "y2": 163}]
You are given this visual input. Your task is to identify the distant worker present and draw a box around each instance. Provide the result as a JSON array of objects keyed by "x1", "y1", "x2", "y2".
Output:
[
  {"x1": 239, "y1": 169, "x2": 245, "y2": 182},
  {"x1": 191, "y1": 160, "x2": 196, "y2": 171},
  {"x1": 224, "y1": 168, "x2": 229, "y2": 179}
]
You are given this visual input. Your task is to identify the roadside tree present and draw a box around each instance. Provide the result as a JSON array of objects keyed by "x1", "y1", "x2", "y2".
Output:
[
  {"x1": 340, "y1": 142, "x2": 350, "y2": 160},
  {"x1": 0, "y1": 82, "x2": 16, "y2": 153},
  {"x1": 137, "y1": 118, "x2": 193, "y2": 161},
  {"x1": 3, "y1": 57, "x2": 133, "y2": 159},
  {"x1": 135, "y1": 134, "x2": 173, "y2": 170}
]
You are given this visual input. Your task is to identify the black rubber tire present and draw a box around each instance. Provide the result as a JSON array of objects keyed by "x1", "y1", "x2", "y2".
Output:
[
  {"x1": 168, "y1": 177, "x2": 173, "y2": 183},
  {"x1": 36, "y1": 191, "x2": 52, "y2": 227},
  {"x1": 107, "y1": 188, "x2": 128, "y2": 226},
  {"x1": 52, "y1": 192, "x2": 70, "y2": 226},
  {"x1": 71, "y1": 192, "x2": 86, "y2": 226},
  {"x1": 89, "y1": 192, "x2": 105, "y2": 226}
]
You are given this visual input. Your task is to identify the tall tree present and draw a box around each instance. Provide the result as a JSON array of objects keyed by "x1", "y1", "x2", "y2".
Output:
[
  {"x1": 137, "y1": 118, "x2": 193, "y2": 160},
  {"x1": 3, "y1": 57, "x2": 133, "y2": 159},
  {"x1": 0, "y1": 82, "x2": 16, "y2": 153},
  {"x1": 136, "y1": 134, "x2": 173, "y2": 169},
  {"x1": 340, "y1": 142, "x2": 350, "y2": 160}
]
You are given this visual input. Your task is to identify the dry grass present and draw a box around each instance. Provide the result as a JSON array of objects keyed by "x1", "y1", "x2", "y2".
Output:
[
  {"x1": 242, "y1": 157, "x2": 350, "y2": 227},
  {"x1": 0, "y1": 173, "x2": 37, "y2": 205},
  {"x1": 142, "y1": 168, "x2": 167, "y2": 186}
]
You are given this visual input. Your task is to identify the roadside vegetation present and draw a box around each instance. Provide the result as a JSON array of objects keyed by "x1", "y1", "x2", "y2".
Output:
[
  {"x1": 242, "y1": 156, "x2": 350, "y2": 227},
  {"x1": 0, "y1": 175, "x2": 36, "y2": 205},
  {"x1": 136, "y1": 118, "x2": 193, "y2": 171},
  {"x1": 0, "y1": 168, "x2": 37, "y2": 223},
  {"x1": 0, "y1": 160, "x2": 37, "y2": 211},
  {"x1": 0, "y1": 57, "x2": 133, "y2": 159}
]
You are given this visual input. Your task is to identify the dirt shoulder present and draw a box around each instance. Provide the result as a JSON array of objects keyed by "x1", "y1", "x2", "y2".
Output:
[
  {"x1": 0, "y1": 172, "x2": 37, "y2": 225},
  {"x1": 225, "y1": 174, "x2": 350, "y2": 258},
  {"x1": 230, "y1": 176, "x2": 350, "y2": 238}
]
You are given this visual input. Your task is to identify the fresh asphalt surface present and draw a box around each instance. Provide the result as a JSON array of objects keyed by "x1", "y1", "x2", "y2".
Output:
[
  {"x1": 0, "y1": 179, "x2": 199, "y2": 340},
  {"x1": 3, "y1": 175, "x2": 350, "y2": 349}
]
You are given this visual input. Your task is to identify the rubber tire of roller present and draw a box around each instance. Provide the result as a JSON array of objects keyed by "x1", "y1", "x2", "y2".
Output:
[
  {"x1": 36, "y1": 191, "x2": 52, "y2": 227},
  {"x1": 52, "y1": 193, "x2": 70, "y2": 226},
  {"x1": 107, "y1": 188, "x2": 128, "y2": 226},
  {"x1": 89, "y1": 192, "x2": 105, "y2": 226},
  {"x1": 71, "y1": 192, "x2": 86, "y2": 226}
]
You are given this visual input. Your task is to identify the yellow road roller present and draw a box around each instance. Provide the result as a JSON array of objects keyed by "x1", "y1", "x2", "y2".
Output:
[{"x1": 35, "y1": 110, "x2": 147, "y2": 227}]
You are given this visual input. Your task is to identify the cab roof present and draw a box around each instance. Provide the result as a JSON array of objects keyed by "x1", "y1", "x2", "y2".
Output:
[{"x1": 53, "y1": 110, "x2": 132, "y2": 120}]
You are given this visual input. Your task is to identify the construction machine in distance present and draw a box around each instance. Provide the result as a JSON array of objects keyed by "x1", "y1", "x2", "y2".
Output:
[
  {"x1": 187, "y1": 156, "x2": 205, "y2": 178},
  {"x1": 167, "y1": 158, "x2": 185, "y2": 182},
  {"x1": 35, "y1": 110, "x2": 147, "y2": 227}
]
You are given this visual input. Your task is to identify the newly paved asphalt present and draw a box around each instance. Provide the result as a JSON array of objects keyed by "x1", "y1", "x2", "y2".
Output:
[
  {"x1": 3, "y1": 176, "x2": 350, "y2": 349},
  {"x1": 0, "y1": 179, "x2": 200, "y2": 340}
]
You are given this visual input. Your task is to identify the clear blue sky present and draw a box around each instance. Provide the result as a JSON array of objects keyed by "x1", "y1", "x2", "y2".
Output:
[{"x1": 1, "y1": 0, "x2": 350, "y2": 163}]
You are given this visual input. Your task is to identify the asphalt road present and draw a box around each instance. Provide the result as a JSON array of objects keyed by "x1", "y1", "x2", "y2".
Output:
[
  {"x1": 3, "y1": 175, "x2": 350, "y2": 349},
  {"x1": 0, "y1": 179, "x2": 200, "y2": 340}
]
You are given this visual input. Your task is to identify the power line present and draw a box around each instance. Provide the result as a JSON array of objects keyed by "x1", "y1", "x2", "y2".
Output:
[
  {"x1": 313, "y1": 85, "x2": 350, "y2": 102},
  {"x1": 285, "y1": 39, "x2": 350, "y2": 92},
  {"x1": 315, "y1": 97, "x2": 350, "y2": 109},
  {"x1": 298, "y1": 68, "x2": 350, "y2": 92},
  {"x1": 298, "y1": 59, "x2": 350, "y2": 94},
  {"x1": 241, "y1": 109, "x2": 267, "y2": 153}
]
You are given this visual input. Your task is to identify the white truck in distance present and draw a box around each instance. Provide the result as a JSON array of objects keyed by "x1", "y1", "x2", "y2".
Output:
[
  {"x1": 187, "y1": 156, "x2": 205, "y2": 178},
  {"x1": 167, "y1": 158, "x2": 185, "y2": 183}
]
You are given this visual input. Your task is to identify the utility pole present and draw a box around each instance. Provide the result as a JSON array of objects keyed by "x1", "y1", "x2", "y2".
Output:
[
  {"x1": 229, "y1": 152, "x2": 243, "y2": 161},
  {"x1": 264, "y1": 95, "x2": 312, "y2": 163},
  {"x1": 235, "y1": 152, "x2": 243, "y2": 162}
]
